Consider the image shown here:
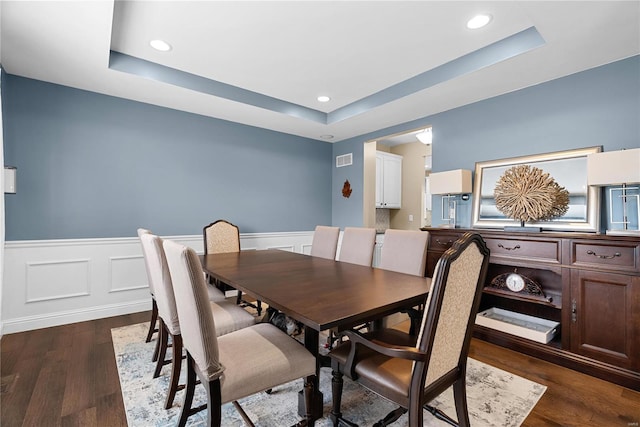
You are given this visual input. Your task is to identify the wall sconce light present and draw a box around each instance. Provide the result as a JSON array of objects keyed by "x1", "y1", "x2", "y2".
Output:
[
  {"x1": 429, "y1": 169, "x2": 472, "y2": 228},
  {"x1": 416, "y1": 128, "x2": 432, "y2": 145},
  {"x1": 587, "y1": 148, "x2": 640, "y2": 235},
  {"x1": 4, "y1": 166, "x2": 16, "y2": 194}
]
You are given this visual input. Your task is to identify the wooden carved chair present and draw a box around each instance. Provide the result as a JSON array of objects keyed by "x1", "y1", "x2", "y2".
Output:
[
  {"x1": 139, "y1": 233, "x2": 255, "y2": 409},
  {"x1": 203, "y1": 219, "x2": 262, "y2": 316},
  {"x1": 163, "y1": 239, "x2": 317, "y2": 427},
  {"x1": 310, "y1": 225, "x2": 340, "y2": 260},
  {"x1": 378, "y1": 229, "x2": 430, "y2": 334},
  {"x1": 328, "y1": 232, "x2": 490, "y2": 427}
]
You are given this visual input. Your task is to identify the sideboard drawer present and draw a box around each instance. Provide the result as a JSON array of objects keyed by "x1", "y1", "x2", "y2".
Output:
[
  {"x1": 428, "y1": 231, "x2": 464, "y2": 253},
  {"x1": 571, "y1": 241, "x2": 640, "y2": 273},
  {"x1": 484, "y1": 236, "x2": 561, "y2": 264}
]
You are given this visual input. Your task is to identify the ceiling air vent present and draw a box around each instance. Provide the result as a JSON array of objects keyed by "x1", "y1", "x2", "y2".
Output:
[{"x1": 336, "y1": 153, "x2": 353, "y2": 168}]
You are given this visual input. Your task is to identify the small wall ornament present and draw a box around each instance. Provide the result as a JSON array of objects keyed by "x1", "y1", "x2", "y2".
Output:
[
  {"x1": 342, "y1": 180, "x2": 352, "y2": 198},
  {"x1": 494, "y1": 164, "x2": 569, "y2": 231}
]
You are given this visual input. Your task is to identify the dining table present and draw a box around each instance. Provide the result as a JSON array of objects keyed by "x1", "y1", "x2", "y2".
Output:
[{"x1": 200, "y1": 248, "x2": 431, "y2": 425}]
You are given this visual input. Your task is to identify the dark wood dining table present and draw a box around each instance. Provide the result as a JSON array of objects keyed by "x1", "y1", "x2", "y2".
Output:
[{"x1": 200, "y1": 249, "x2": 431, "y2": 425}]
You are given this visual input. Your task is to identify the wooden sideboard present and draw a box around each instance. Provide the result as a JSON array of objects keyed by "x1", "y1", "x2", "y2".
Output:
[{"x1": 421, "y1": 227, "x2": 640, "y2": 390}]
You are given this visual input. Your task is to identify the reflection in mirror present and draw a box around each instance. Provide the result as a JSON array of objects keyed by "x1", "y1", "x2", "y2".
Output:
[{"x1": 472, "y1": 147, "x2": 601, "y2": 232}]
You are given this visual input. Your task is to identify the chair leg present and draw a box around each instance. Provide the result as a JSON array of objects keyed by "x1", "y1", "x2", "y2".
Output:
[
  {"x1": 153, "y1": 320, "x2": 168, "y2": 379},
  {"x1": 177, "y1": 353, "x2": 198, "y2": 427},
  {"x1": 152, "y1": 329, "x2": 161, "y2": 362},
  {"x1": 204, "y1": 378, "x2": 222, "y2": 427},
  {"x1": 146, "y1": 298, "x2": 158, "y2": 343},
  {"x1": 452, "y1": 377, "x2": 470, "y2": 427},
  {"x1": 164, "y1": 333, "x2": 182, "y2": 409}
]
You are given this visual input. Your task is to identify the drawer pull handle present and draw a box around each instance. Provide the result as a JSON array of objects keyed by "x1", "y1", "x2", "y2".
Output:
[
  {"x1": 435, "y1": 239, "x2": 453, "y2": 246},
  {"x1": 497, "y1": 243, "x2": 521, "y2": 251},
  {"x1": 586, "y1": 250, "x2": 621, "y2": 259}
]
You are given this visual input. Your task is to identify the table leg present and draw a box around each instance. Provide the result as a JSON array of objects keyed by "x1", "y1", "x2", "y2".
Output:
[{"x1": 297, "y1": 326, "x2": 323, "y2": 422}]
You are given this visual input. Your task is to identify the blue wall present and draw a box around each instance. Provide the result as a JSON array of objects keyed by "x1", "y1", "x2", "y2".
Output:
[
  {"x1": 3, "y1": 74, "x2": 333, "y2": 240},
  {"x1": 4, "y1": 56, "x2": 638, "y2": 239},
  {"x1": 332, "y1": 56, "x2": 640, "y2": 229}
]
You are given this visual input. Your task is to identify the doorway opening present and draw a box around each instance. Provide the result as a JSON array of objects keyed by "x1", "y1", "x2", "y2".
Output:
[{"x1": 363, "y1": 126, "x2": 433, "y2": 232}]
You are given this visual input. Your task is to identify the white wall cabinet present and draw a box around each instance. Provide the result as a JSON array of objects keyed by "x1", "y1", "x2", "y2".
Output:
[{"x1": 376, "y1": 152, "x2": 402, "y2": 209}]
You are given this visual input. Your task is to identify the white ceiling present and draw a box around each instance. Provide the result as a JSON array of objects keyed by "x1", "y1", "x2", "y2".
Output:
[{"x1": 1, "y1": 1, "x2": 638, "y2": 143}]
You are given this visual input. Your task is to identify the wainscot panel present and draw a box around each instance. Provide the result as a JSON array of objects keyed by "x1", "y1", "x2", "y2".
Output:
[{"x1": 2, "y1": 231, "x2": 314, "y2": 334}]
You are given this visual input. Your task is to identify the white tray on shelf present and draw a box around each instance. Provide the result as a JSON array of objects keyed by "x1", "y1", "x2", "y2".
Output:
[{"x1": 475, "y1": 307, "x2": 559, "y2": 344}]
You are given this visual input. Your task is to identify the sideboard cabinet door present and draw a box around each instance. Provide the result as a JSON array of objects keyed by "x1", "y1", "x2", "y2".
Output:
[{"x1": 569, "y1": 269, "x2": 639, "y2": 371}]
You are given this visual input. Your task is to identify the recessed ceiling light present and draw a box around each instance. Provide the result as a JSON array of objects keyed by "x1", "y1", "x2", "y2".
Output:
[
  {"x1": 467, "y1": 14, "x2": 492, "y2": 30},
  {"x1": 320, "y1": 134, "x2": 334, "y2": 140},
  {"x1": 317, "y1": 95, "x2": 331, "y2": 103},
  {"x1": 150, "y1": 39, "x2": 172, "y2": 52}
]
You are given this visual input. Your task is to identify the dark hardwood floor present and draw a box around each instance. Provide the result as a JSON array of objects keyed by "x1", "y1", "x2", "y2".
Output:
[{"x1": 1, "y1": 312, "x2": 638, "y2": 426}]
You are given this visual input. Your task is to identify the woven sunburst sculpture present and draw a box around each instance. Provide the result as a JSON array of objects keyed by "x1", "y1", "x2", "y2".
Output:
[{"x1": 494, "y1": 165, "x2": 569, "y2": 224}]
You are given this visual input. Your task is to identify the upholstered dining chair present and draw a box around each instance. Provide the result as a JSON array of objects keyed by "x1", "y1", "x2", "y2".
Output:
[
  {"x1": 338, "y1": 227, "x2": 377, "y2": 267},
  {"x1": 328, "y1": 232, "x2": 490, "y2": 427},
  {"x1": 138, "y1": 228, "x2": 228, "y2": 363},
  {"x1": 163, "y1": 239, "x2": 317, "y2": 427},
  {"x1": 378, "y1": 229, "x2": 429, "y2": 276},
  {"x1": 139, "y1": 233, "x2": 256, "y2": 410},
  {"x1": 325, "y1": 227, "x2": 377, "y2": 349},
  {"x1": 137, "y1": 228, "x2": 161, "y2": 362},
  {"x1": 378, "y1": 229, "x2": 430, "y2": 334},
  {"x1": 204, "y1": 219, "x2": 262, "y2": 316},
  {"x1": 310, "y1": 225, "x2": 340, "y2": 260}
]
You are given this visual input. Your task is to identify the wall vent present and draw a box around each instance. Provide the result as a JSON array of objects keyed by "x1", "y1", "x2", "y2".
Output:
[{"x1": 336, "y1": 153, "x2": 353, "y2": 168}]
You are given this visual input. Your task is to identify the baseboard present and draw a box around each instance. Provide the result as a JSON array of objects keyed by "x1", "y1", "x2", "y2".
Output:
[{"x1": 1, "y1": 299, "x2": 151, "y2": 335}]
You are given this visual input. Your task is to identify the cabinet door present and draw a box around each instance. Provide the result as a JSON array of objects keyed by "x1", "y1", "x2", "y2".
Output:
[
  {"x1": 375, "y1": 155, "x2": 384, "y2": 207},
  {"x1": 570, "y1": 269, "x2": 639, "y2": 370},
  {"x1": 382, "y1": 156, "x2": 402, "y2": 208}
]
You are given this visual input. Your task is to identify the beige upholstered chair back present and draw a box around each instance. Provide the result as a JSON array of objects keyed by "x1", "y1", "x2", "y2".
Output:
[
  {"x1": 163, "y1": 240, "x2": 224, "y2": 382},
  {"x1": 204, "y1": 220, "x2": 240, "y2": 255},
  {"x1": 338, "y1": 227, "x2": 377, "y2": 266},
  {"x1": 416, "y1": 233, "x2": 489, "y2": 387},
  {"x1": 139, "y1": 233, "x2": 181, "y2": 335},
  {"x1": 378, "y1": 229, "x2": 429, "y2": 276},
  {"x1": 310, "y1": 225, "x2": 340, "y2": 260},
  {"x1": 137, "y1": 228, "x2": 155, "y2": 294}
]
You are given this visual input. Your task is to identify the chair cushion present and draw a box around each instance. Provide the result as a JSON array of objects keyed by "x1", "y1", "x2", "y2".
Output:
[
  {"x1": 356, "y1": 355, "x2": 413, "y2": 403},
  {"x1": 215, "y1": 323, "x2": 316, "y2": 404},
  {"x1": 210, "y1": 301, "x2": 256, "y2": 336},
  {"x1": 329, "y1": 329, "x2": 416, "y2": 404}
]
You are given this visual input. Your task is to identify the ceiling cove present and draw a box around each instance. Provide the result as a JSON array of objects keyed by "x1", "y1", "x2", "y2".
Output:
[{"x1": 109, "y1": 26, "x2": 545, "y2": 126}]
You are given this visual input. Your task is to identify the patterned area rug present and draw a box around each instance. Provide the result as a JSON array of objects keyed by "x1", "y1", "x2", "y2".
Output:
[{"x1": 112, "y1": 323, "x2": 546, "y2": 426}]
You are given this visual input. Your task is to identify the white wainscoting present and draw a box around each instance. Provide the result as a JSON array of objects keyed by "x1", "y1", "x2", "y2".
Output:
[{"x1": 2, "y1": 231, "x2": 314, "y2": 335}]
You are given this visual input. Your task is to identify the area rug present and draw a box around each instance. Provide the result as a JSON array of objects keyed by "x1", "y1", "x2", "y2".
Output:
[{"x1": 112, "y1": 323, "x2": 546, "y2": 426}]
